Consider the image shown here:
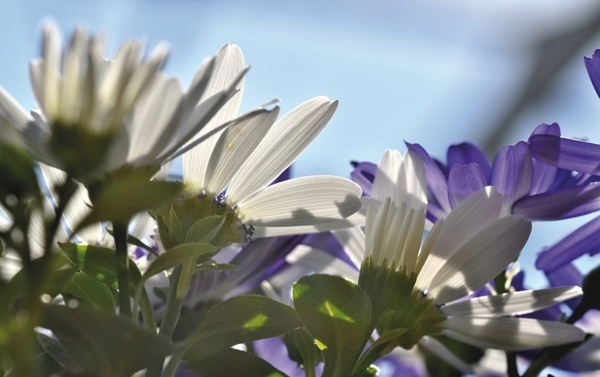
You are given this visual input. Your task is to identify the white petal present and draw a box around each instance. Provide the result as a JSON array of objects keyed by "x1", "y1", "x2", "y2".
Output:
[
  {"x1": 39, "y1": 164, "x2": 102, "y2": 244},
  {"x1": 205, "y1": 107, "x2": 279, "y2": 194},
  {"x1": 332, "y1": 227, "x2": 366, "y2": 269},
  {"x1": 226, "y1": 97, "x2": 337, "y2": 204},
  {"x1": 29, "y1": 59, "x2": 46, "y2": 112},
  {"x1": 126, "y1": 75, "x2": 183, "y2": 165},
  {"x1": 60, "y1": 27, "x2": 87, "y2": 124},
  {"x1": 41, "y1": 21, "x2": 61, "y2": 119},
  {"x1": 443, "y1": 317, "x2": 585, "y2": 350},
  {"x1": 251, "y1": 211, "x2": 366, "y2": 238},
  {"x1": 0, "y1": 92, "x2": 31, "y2": 149},
  {"x1": 442, "y1": 286, "x2": 583, "y2": 317},
  {"x1": 0, "y1": 251, "x2": 22, "y2": 280},
  {"x1": 285, "y1": 245, "x2": 359, "y2": 283},
  {"x1": 425, "y1": 215, "x2": 531, "y2": 304},
  {"x1": 415, "y1": 186, "x2": 503, "y2": 291},
  {"x1": 182, "y1": 44, "x2": 245, "y2": 191},
  {"x1": 418, "y1": 336, "x2": 473, "y2": 375},
  {"x1": 396, "y1": 150, "x2": 427, "y2": 212},
  {"x1": 372, "y1": 150, "x2": 402, "y2": 201},
  {"x1": 238, "y1": 175, "x2": 361, "y2": 227}
]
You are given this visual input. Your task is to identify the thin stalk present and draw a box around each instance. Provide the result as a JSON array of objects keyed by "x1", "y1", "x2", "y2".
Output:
[
  {"x1": 113, "y1": 221, "x2": 131, "y2": 318},
  {"x1": 147, "y1": 260, "x2": 196, "y2": 377},
  {"x1": 159, "y1": 346, "x2": 186, "y2": 377},
  {"x1": 506, "y1": 351, "x2": 520, "y2": 377}
]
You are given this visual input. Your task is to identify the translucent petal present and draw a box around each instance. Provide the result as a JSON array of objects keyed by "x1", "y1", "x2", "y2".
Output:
[
  {"x1": 286, "y1": 245, "x2": 359, "y2": 282},
  {"x1": 372, "y1": 149, "x2": 402, "y2": 201},
  {"x1": 442, "y1": 286, "x2": 582, "y2": 317},
  {"x1": 418, "y1": 336, "x2": 473, "y2": 374},
  {"x1": 443, "y1": 317, "x2": 585, "y2": 350},
  {"x1": 183, "y1": 44, "x2": 245, "y2": 191},
  {"x1": 416, "y1": 187, "x2": 503, "y2": 290},
  {"x1": 426, "y1": 215, "x2": 531, "y2": 304},
  {"x1": 205, "y1": 107, "x2": 279, "y2": 194},
  {"x1": 332, "y1": 227, "x2": 366, "y2": 269},
  {"x1": 251, "y1": 211, "x2": 366, "y2": 238},
  {"x1": 226, "y1": 97, "x2": 337, "y2": 204},
  {"x1": 239, "y1": 175, "x2": 361, "y2": 227}
]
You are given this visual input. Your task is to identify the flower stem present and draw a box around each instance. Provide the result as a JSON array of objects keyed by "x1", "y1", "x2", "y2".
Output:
[
  {"x1": 113, "y1": 221, "x2": 131, "y2": 318},
  {"x1": 147, "y1": 260, "x2": 196, "y2": 377}
]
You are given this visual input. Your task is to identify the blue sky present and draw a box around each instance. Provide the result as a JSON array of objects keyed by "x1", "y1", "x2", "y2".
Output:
[{"x1": 2, "y1": 0, "x2": 600, "y2": 291}]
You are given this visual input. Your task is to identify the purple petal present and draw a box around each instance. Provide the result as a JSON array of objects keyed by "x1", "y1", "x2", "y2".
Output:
[
  {"x1": 544, "y1": 264, "x2": 583, "y2": 310},
  {"x1": 530, "y1": 122, "x2": 561, "y2": 137},
  {"x1": 447, "y1": 143, "x2": 492, "y2": 182},
  {"x1": 350, "y1": 161, "x2": 376, "y2": 196},
  {"x1": 254, "y1": 337, "x2": 317, "y2": 377},
  {"x1": 447, "y1": 163, "x2": 487, "y2": 208},
  {"x1": 491, "y1": 141, "x2": 533, "y2": 209},
  {"x1": 301, "y1": 232, "x2": 355, "y2": 268},
  {"x1": 405, "y1": 142, "x2": 451, "y2": 214},
  {"x1": 513, "y1": 183, "x2": 600, "y2": 220},
  {"x1": 272, "y1": 166, "x2": 292, "y2": 185},
  {"x1": 528, "y1": 134, "x2": 600, "y2": 175},
  {"x1": 535, "y1": 215, "x2": 600, "y2": 271},
  {"x1": 585, "y1": 49, "x2": 600, "y2": 98},
  {"x1": 528, "y1": 124, "x2": 560, "y2": 194}
]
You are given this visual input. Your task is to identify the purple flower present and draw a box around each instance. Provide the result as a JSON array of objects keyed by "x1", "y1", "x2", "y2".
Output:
[
  {"x1": 517, "y1": 265, "x2": 600, "y2": 373},
  {"x1": 536, "y1": 216, "x2": 600, "y2": 274},
  {"x1": 349, "y1": 123, "x2": 600, "y2": 223}
]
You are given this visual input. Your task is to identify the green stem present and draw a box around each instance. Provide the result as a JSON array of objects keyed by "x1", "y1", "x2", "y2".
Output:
[
  {"x1": 159, "y1": 346, "x2": 186, "y2": 377},
  {"x1": 506, "y1": 351, "x2": 520, "y2": 377},
  {"x1": 113, "y1": 222, "x2": 131, "y2": 318},
  {"x1": 147, "y1": 260, "x2": 196, "y2": 377}
]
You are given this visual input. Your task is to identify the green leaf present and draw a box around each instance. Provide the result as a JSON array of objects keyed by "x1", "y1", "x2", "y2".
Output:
[
  {"x1": 283, "y1": 327, "x2": 323, "y2": 375},
  {"x1": 37, "y1": 333, "x2": 83, "y2": 374},
  {"x1": 9, "y1": 254, "x2": 76, "y2": 298},
  {"x1": 185, "y1": 348, "x2": 289, "y2": 377},
  {"x1": 75, "y1": 170, "x2": 184, "y2": 230},
  {"x1": 185, "y1": 215, "x2": 226, "y2": 244},
  {"x1": 170, "y1": 206, "x2": 185, "y2": 243},
  {"x1": 60, "y1": 243, "x2": 119, "y2": 286},
  {"x1": 292, "y1": 274, "x2": 371, "y2": 377},
  {"x1": 183, "y1": 295, "x2": 304, "y2": 361},
  {"x1": 40, "y1": 304, "x2": 173, "y2": 377},
  {"x1": 63, "y1": 272, "x2": 115, "y2": 311},
  {"x1": 59, "y1": 242, "x2": 156, "y2": 330},
  {"x1": 141, "y1": 243, "x2": 218, "y2": 281}
]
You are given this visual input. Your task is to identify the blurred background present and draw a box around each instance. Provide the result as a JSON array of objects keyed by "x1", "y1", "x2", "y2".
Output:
[{"x1": 2, "y1": 0, "x2": 600, "y2": 292}]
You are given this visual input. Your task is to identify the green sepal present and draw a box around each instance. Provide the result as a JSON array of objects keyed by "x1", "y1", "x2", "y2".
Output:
[
  {"x1": 292, "y1": 274, "x2": 371, "y2": 377},
  {"x1": 183, "y1": 295, "x2": 304, "y2": 361},
  {"x1": 63, "y1": 272, "x2": 115, "y2": 311},
  {"x1": 184, "y1": 348, "x2": 289, "y2": 377},
  {"x1": 358, "y1": 257, "x2": 416, "y2": 315},
  {"x1": 185, "y1": 215, "x2": 226, "y2": 244},
  {"x1": 40, "y1": 304, "x2": 173, "y2": 377}
]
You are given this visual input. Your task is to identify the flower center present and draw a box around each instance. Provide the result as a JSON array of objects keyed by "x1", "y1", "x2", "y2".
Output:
[{"x1": 154, "y1": 192, "x2": 248, "y2": 252}]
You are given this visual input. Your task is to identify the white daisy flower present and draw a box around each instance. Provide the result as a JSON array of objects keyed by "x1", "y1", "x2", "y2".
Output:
[
  {"x1": 283, "y1": 149, "x2": 585, "y2": 361},
  {"x1": 0, "y1": 21, "x2": 247, "y2": 181},
  {"x1": 156, "y1": 46, "x2": 362, "y2": 243}
]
